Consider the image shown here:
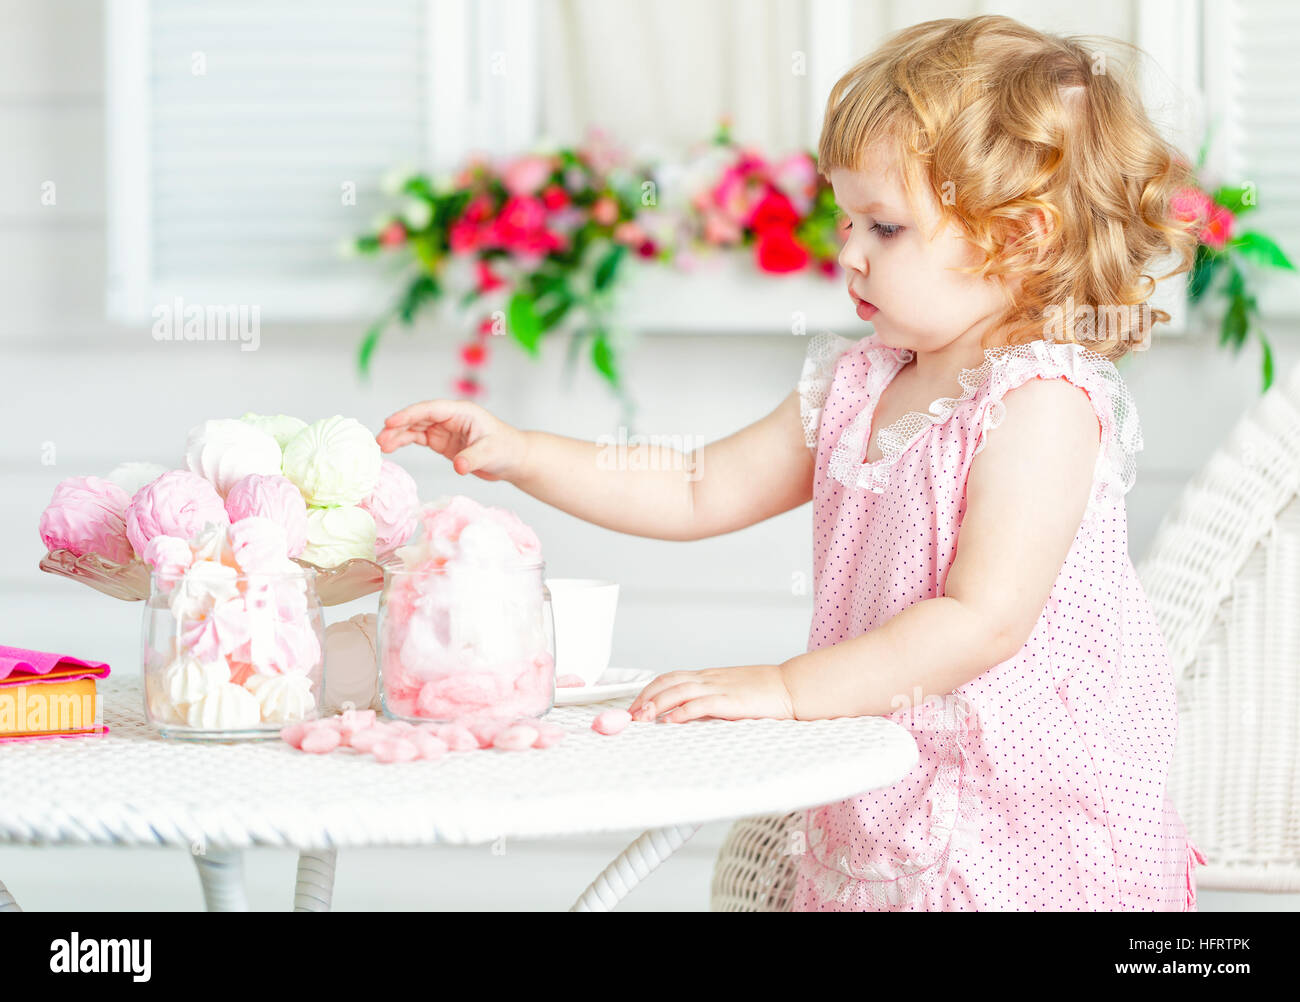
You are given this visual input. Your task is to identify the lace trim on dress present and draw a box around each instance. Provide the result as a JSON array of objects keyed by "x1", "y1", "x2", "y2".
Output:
[
  {"x1": 827, "y1": 337, "x2": 1142, "y2": 499},
  {"x1": 797, "y1": 331, "x2": 859, "y2": 451}
]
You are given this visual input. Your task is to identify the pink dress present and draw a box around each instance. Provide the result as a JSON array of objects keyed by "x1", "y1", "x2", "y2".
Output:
[{"x1": 790, "y1": 331, "x2": 1207, "y2": 911}]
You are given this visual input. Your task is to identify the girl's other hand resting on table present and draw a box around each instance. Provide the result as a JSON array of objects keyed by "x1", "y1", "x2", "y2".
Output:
[{"x1": 629, "y1": 664, "x2": 796, "y2": 724}]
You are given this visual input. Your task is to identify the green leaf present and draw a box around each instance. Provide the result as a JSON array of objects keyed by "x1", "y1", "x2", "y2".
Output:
[
  {"x1": 1212, "y1": 185, "x2": 1257, "y2": 216},
  {"x1": 1260, "y1": 331, "x2": 1275, "y2": 392},
  {"x1": 1230, "y1": 230, "x2": 1297, "y2": 271},
  {"x1": 357, "y1": 319, "x2": 386, "y2": 376},
  {"x1": 354, "y1": 235, "x2": 381, "y2": 254},
  {"x1": 1188, "y1": 243, "x2": 1221, "y2": 302},
  {"x1": 537, "y1": 295, "x2": 573, "y2": 331},
  {"x1": 397, "y1": 274, "x2": 440, "y2": 325},
  {"x1": 591, "y1": 328, "x2": 619, "y2": 385},
  {"x1": 507, "y1": 292, "x2": 542, "y2": 356},
  {"x1": 1221, "y1": 294, "x2": 1249, "y2": 350},
  {"x1": 593, "y1": 244, "x2": 627, "y2": 292}
]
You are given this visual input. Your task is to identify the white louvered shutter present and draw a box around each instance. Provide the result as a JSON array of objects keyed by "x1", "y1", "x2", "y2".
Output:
[{"x1": 107, "y1": 0, "x2": 540, "y2": 321}]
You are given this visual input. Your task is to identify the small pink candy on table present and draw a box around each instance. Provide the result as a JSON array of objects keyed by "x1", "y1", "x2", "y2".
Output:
[
  {"x1": 437, "y1": 723, "x2": 479, "y2": 752},
  {"x1": 492, "y1": 724, "x2": 539, "y2": 751},
  {"x1": 533, "y1": 721, "x2": 566, "y2": 748},
  {"x1": 555, "y1": 674, "x2": 585, "y2": 688},
  {"x1": 349, "y1": 726, "x2": 386, "y2": 754},
  {"x1": 592, "y1": 709, "x2": 632, "y2": 736},
  {"x1": 372, "y1": 738, "x2": 419, "y2": 763},
  {"x1": 410, "y1": 731, "x2": 449, "y2": 760},
  {"x1": 301, "y1": 727, "x2": 341, "y2": 754},
  {"x1": 280, "y1": 721, "x2": 310, "y2": 749}
]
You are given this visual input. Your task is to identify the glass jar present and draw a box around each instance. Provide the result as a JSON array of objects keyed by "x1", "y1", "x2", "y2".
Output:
[
  {"x1": 142, "y1": 564, "x2": 326, "y2": 739},
  {"x1": 378, "y1": 561, "x2": 555, "y2": 722}
]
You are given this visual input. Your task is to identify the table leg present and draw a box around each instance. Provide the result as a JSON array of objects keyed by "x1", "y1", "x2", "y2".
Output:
[
  {"x1": 192, "y1": 848, "x2": 249, "y2": 911},
  {"x1": 0, "y1": 878, "x2": 20, "y2": 912},
  {"x1": 293, "y1": 849, "x2": 337, "y2": 912},
  {"x1": 570, "y1": 823, "x2": 702, "y2": 912}
]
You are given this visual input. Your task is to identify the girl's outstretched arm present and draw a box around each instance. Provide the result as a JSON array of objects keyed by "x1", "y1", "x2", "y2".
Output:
[
  {"x1": 508, "y1": 388, "x2": 814, "y2": 541},
  {"x1": 631, "y1": 376, "x2": 1101, "y2": 723}
]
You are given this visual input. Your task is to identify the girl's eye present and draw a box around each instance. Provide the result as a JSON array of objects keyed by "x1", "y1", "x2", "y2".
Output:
[{"x1": 871, "y1": 222, "x2": 902, "y2": 240}]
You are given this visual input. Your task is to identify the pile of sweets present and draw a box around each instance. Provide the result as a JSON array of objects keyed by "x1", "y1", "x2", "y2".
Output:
[
  {"x1": 38, "y1": 413, "x2": 421, "y2": 569},
  {"x1": 280, "y1": 707, "x2": 634, "y2": 764},
  {"x1": 380, "y1": 495, "x2": 555, "y2": 722},
  {"x1": 142, "y1": 518, "x2": 322, "y2": 730}
]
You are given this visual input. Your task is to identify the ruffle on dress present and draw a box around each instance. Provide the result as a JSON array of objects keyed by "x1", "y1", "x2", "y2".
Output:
[{"x1": 798, "y1": 333, "x2": 1143, "y2": 504}]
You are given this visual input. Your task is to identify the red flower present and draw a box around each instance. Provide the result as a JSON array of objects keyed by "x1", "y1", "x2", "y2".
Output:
[
  {"x1": 819, "y1": 258, "x2": 838, "y2": 277},
  {"x1": 748, "y1": 188, "x2": 799, "y2": 233},
  {"x1": 449, "y1": 220, "x2": 481, "y2": 254},
  {"x1": 637, "y1": 240, "x2": 658, "y2": 258},
  {"x1": 476, "y1": 259, "x2": 507, "y2": 293},
  {"x1": 463, "y1": 194, "x2": 495, "y2": 224},
  {"x1": 379, "y1": 221, "x2": 407, "y2": 247},
  {"x1": 541, "y1": 184, "x2": 570, "y2": 211},
  {"x1": 478, "y1": 316, "x2": 498, "y2": 336},
  {"x1": 453, "y1": 377, "x2": 481, "y2": 398},
  {"x1": 755, "y1": 226, "x2": 809, "y2": 273},
  {"x1": 461, "y1": 341, "x2": 488, "y2": 366},
  {"x1": 1201, "y1": 203, "x2": 1235, "y2": 250}
]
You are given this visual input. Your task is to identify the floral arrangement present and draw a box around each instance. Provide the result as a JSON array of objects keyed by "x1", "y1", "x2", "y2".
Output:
[
  {"x1": 347, "y1": 122, "x2": 844, "y2": 401},
  {"x1": 1177, "y1": 137, "x2": 1297, "y2": 391}
]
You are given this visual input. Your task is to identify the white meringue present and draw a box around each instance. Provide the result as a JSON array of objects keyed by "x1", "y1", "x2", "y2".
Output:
[
  {"x1": 168, "y1": 559, "x2": 240, "y2": 620},
  {"x1": 281, "y1": 415, "x2": 382, "y2": 507},
  {"x1": 244, "y1": 672, "x2": 316, "y2": 722},
  {"x1": 299, "y1": 506, "x2": 377, "y2": 566},
  {"x1": 160, "y1": 652, "x2": 231, "y2": 707},
  {"x1": 185, "y1": 418, "x2": 283, "y2": 498},
  {"x1": 184, "y1": 683, "x2": 262, "y2": 730},
  {"x1": 240, "y1": 412, "x2": 309, "y2": 450}
]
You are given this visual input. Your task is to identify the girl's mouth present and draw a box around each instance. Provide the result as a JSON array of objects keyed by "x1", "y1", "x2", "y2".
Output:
[{"x1": 854, "y1": 297, "x2": 878, "y2": 321}]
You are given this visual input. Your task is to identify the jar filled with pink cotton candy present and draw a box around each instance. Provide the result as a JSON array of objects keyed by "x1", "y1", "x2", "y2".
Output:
[
  {"x1": 141, "y1": 518, "x2": 327, "y2": 740},
  {"x1": 377, "y1": 495, "x2": 555, "y2": 723}
]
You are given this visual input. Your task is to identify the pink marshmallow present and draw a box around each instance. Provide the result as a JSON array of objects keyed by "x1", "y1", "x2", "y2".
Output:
[
  {"x1": 464, "y1": 717, "x2": 511, "y2": 748},
  {"x1": 533, "y1": 721, "x2": 567, "y2": 748},
  {"x1": 39, "y1": 475, "x2": 135, "y2": 564},
  {"x1": 410, "y1": 731, "x2": 448, "y2": 760},
  {"x1": 280, "y1": 721, "x2": 310, "y2": 748},
  {"x1": 555, "y1": 674, "x2": 586, "y2": 688},
  {"x1": 372, "y1": 738, "x2": 419, "y2": 763},
  {"x1": 492, "y1": 724, "x2": 540, "y2": 751},
  {"x1": 592, "y1": 709, "x2": 632, "y2": 735},
  {"x1": 349, "y1": 727, "x2": 386, "y2": 753},
  {"x1": 301, "y1": 728, "x2": 341, "y2": 754},
  {"x1": 437, "y1": 723, "x2": 479, "y2": 752}
]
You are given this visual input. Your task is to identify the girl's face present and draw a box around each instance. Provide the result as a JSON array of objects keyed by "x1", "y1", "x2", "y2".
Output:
[{"x1": 830, "y1": 150, "x2": 1010, "y2": 357}]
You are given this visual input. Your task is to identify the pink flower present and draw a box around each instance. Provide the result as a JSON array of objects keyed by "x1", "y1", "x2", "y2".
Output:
[
  {"x1": 1202, "y1": 203, "x2": 1235, "y2": 250},
  {"x1": 487, "y1": 195, "x2": 547, "y2": 250},
  {"x1": 379, "y1": 221, "x2": 407, "y2": 247},
  {"x1": 1171, "y1": 186, "x2": 1212, "y2": 225},
  {"x1": 449, "y1": 220, "x2": 482, "y2": 254},
  {"x1": 748, "y1": 188, "x2": 800, "y2": 233},
  {"x1": 772, "y1": 152, "x2": 817, "y2": 215},
  {"x1": 613, "y1": 221, "x2": 648, "y2": 246},
  {"x1": 592, "y1": 196, "x2": 619, "y2": 226},
  {"x1": 703, "y1": 210, "x2": 742, "y2": 245},
  {"x1": 475, "y1": 259, "x2": 507, "y2": 293},
  {"x1": 453, "y1": 377, "x2": 481, "y2": 398},
  {"x1": 541, "y1": 184, "x2": 570, "y2": 210},
  {"x1": 503, "y1": 155, "x2": 556, "y2": 197},
  {"x1": 461, "y1": 341, "x2": 488, "y2": 366}
]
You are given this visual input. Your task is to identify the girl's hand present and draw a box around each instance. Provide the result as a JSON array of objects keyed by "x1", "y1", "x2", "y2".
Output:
[
  {"x1": 628, "y1": 665, "x2": 796, "y2": 724},
  {"x1": 376, "y1": 399, "x2": 529, "y2": 482}
]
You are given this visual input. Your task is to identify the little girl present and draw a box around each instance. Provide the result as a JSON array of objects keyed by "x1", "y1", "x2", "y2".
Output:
[{"x1": 378, "y1": 14, "x2": 1208, "y2": 911}]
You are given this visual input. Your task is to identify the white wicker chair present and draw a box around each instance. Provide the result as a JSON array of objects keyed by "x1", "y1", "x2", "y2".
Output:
[{"x1": 710, "y1": 361, "x2": 1300, "y2": 908}]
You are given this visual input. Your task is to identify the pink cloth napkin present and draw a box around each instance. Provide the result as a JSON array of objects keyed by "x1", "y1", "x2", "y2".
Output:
[{"x1": 0, "y1": 644, "x2": 111, "y2": 743}]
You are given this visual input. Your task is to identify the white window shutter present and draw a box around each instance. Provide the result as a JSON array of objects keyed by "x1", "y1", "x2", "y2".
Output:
[
  {"x1": 1204, "y1": 0, "x2": 1300, "y2": 317},
  {"x1": 107, "y1": 0, "x2": 540, "y2": 322}
]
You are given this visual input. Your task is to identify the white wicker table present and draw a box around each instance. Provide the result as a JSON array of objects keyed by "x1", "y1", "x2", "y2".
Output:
[{"x1": 0, "y1": 675, "x2": 918, "y2": 912}]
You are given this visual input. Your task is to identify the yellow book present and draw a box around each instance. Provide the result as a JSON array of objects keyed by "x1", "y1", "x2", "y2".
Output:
[{"x1": 0, "y1": 677, "x2": 103, "y2": 738}]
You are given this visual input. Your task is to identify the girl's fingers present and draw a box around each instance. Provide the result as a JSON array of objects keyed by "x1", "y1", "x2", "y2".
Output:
[
  {"x1": 383, "y1": 399, "x2": 460, "y2": 430},
  {"x1": 664, "y1": 695, "x2": 729, "y2": 723},
  {"x1": 642, "y1": 681, "x2": 711, "y2": 717},
  {"x1": 376, "y1": 428, "x2": 425, "y2": 452},
  {"x1": 629, "y1": 672, "x2": 689, "y2": 714}
]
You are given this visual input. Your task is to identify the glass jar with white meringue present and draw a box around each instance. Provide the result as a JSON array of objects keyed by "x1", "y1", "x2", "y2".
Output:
[
  {"x1": 378, "y1": 561, "x2": 555, "y2": 723},
  {"x1": 142, "y1": 563, "x2": 326, "y2": 739}
]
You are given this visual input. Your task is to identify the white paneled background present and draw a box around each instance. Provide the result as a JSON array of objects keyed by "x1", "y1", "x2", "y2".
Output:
[{"x1": 0, "y1": 0, "x2": 1297, "y2": 910}]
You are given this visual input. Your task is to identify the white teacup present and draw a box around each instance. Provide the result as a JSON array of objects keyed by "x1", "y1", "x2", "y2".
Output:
[{"x1": 544, "y1": 578, "x2": 619, "y2": 688}]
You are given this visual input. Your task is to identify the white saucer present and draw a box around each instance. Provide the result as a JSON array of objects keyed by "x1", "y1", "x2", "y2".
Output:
[{"x1": 554, "y1": 667, "x2": 657, "y2": 705}]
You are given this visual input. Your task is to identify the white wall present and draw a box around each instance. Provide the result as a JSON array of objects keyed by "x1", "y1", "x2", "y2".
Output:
[{"x1": 1, "y1": 0, "x2": 1295, "y2": 911}]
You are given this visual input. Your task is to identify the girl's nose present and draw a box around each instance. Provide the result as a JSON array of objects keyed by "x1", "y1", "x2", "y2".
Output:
[{"x1": 838, "y1": 236, "x2": 867, "y2": 278}]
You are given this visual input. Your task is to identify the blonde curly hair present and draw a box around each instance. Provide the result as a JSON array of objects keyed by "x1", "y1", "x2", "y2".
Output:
[{"x1": 818, "y1": 15, "x2": 1199, "y2": 360}]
